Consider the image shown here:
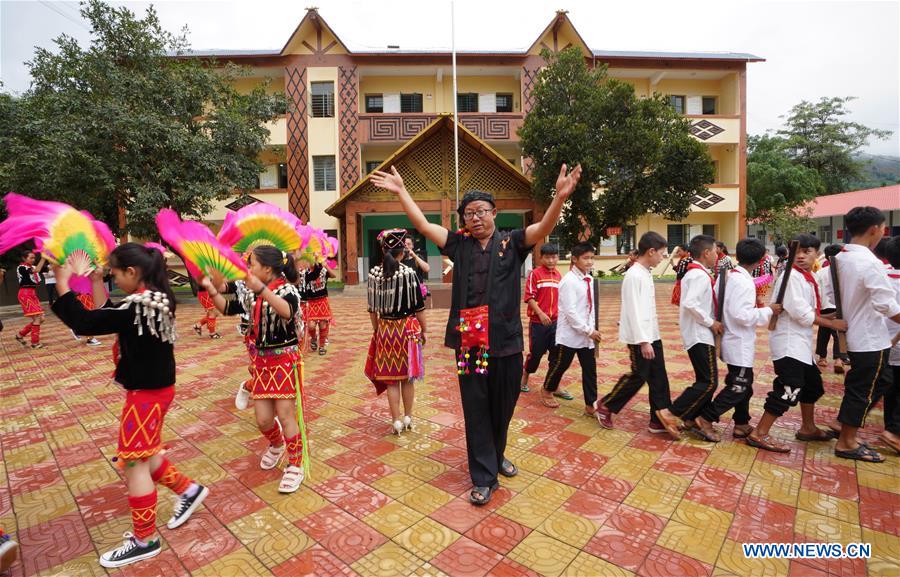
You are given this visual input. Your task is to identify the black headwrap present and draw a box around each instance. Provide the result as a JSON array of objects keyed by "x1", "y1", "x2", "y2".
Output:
[
  {"x1": 456, "y1": 190, "x2": 496, "y2": 218},
  {"x1": 377, "y1": 228, "x2": 407, "y2": 250}
]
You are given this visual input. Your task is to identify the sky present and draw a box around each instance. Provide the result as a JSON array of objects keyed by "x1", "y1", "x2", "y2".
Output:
[{"x1": 1, "y1": 0, "x2": 898, "y2": 156}]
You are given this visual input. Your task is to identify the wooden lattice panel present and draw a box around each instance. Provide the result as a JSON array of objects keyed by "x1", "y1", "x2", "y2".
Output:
[
  {"x1": 463, "y1": 161, "x2": 527, "y2": 199},
  {"x1": 285, "y1": 66, "x2": 310, "y2": 221}
]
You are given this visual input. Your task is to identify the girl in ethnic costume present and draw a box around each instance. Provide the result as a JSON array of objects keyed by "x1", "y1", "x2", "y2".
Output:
[
  {"x1": 193, "y1": 287, "x2": 221, "y2": 339},
  {"x1": 365, "y1": 229, "x2": 427, "y2": 435},
  {"x1": 15, "y1": 250, "x2": 46, "y2": 348},
  {"x1": 52, "y1": 244, "x2": 209, "y2": 569},
  {"x1": 303, "y1": 256, "x2": 335, "y2": 355},
  {"x1": 202, "y1": 245, "x2": 309, "y2": 493}
]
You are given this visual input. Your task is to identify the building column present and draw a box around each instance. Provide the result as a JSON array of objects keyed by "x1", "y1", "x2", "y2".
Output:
[
  {"x1": 344, "y1": 210, "x2": 359, "y2": 285},
  {"x1": 338, "y1": 66, "x2": 360, "y2": 194},
  {"x1": 285, "y1": 65, "x2": 310, "y2": 222}
]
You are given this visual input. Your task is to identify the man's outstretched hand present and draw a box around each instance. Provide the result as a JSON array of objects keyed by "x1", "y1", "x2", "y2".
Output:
[{"x1": 371, "y1": 166, "x2": 405, "y2": 195}]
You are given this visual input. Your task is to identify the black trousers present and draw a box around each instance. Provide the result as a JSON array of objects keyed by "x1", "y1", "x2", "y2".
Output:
[
  {"x1": 45, "y1": 284, "x2": 58, "y2": 306},
  {"x1": 458, "y1": 352, "x2": 522, "y2": 487},
  {"x1": 524, "y1": 321, "x2": 558, "y2": 374},
  {"x1": 838, "y1": 349, "x2": 891, "y2": 428},
  {"x1": 815, "y1": 308, "x2": 849, "y2": 361},
  {"x1": 601, "y1": 341, "x2": 672, "y2": 414},
  {"x1": 542, "y1": 345, "x2": 597, "y2": 407},
  {"x1": 701, "y1": 365, "x2": 753, "y2": 425},
  {"x1": 884, "y1": 365, "x2": 900, "y2": 435},
  {"x1": 763, "y1": 357, "x2": 823, "y2": 417},
  {"x1": 671, "y1": 343, "x2": 718, "y2": 421}
]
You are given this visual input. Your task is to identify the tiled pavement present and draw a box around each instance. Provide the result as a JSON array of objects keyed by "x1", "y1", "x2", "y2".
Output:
[{"x1": 0, "y1": 287, "x2": 898, "y2": 577}]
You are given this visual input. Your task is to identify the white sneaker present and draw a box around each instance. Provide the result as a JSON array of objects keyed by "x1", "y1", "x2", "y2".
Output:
[
  {"x1": 392, "y1": 420, "x2": 404, "y2": 436},
  {"x1": 86, "y1": 338, "x2": 102, "y2": 346},
  {"x1": 235, "y1": 380, "x2": 251, "y2": 410},
  {"x1": 71, "y1": 330, "x2": 82, "y2": 341},
  {"x1": 0, "y1": 537, "x2": 19, "y2": 574},
  {"x1": 278, "y1": 465, "x2": 304, "y2": 493}
]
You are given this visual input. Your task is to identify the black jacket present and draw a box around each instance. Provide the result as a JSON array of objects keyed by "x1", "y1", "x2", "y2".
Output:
[{"x1": 52, "y1": 291, "x2": 176, "y2": 390}]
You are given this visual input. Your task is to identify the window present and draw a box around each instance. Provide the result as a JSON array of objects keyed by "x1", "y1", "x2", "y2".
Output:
[
  {"x1": 667, "y1": 224, "x2": 688, "y2": 252},
  {"x1": 457, "y1": 93, "x2": 478, "y2": 113},
  {"x1": 702, "y1": 224, "x2": 717, "y2": 238},
  {"x1": 547, "y1": 234, "x2": 570, "y2": 259},
  {"x1": 668, "y1": 95, "x2": 685, "y2": 114},
  {"x1": 365, "y1": 160, "x2": 383, "y2": 174},
  {"x1": 702, "y1": 96, "x2": 717, "y2": 115},
  {"x1": 313, "y1": 156, "x2": 336, "y2": 191},
  {"x1": 616, "y1": 226, "x2": 637, "y2": 255},
  {"x1": 278, "y1": 163, "x2": 287, "y2": 188},
  {"x1": 310, "y1": 82, "x2": 334, "y2": 118},
  {"x1": 400, "y1": 93, "x2": 423, "y2": 113},
  {"x1": 496, "y1": 93, "x2": 513, "y2": 113},
  {"x1": 365, "y1": 94, "x2": 383, "y2": 113}
]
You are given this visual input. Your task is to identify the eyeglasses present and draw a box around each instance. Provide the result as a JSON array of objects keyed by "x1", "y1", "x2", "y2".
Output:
[{"x1": 463, "y1": 208, "x2": 493, "y2": 220}]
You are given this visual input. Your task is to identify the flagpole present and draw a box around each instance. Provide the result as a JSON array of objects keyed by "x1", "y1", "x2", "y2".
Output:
[{"x1": 451, "y1": 0, "x2": 460, "y2": 215}]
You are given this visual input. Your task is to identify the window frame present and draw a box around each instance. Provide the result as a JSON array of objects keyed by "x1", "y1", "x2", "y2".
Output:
[
  {"x1": 365, "y1": 94, "x2": 383, "y2": 113},
  {"x1": 310, "y1": 81, "x2": 335, "y2": 118},
  {"x1": 312, "y1": 155, "x2": 337, "y2": 192},
  {"x1": 457, "y1": 93, "x2": 479, "y2": 113}
]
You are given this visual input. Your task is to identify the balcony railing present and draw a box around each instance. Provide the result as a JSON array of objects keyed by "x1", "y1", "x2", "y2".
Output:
[
  {"x1": 359, "y1": 112, "x2": 524, "y2": 143},
  {"x1": 685, "y1": 115, "x2": 740, "y2": 144}
]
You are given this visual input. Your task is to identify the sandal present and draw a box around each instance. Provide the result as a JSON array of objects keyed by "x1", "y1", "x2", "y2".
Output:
[
  {"x1": 835, "y1": 444, "x2": 885, "y2": 463},
  {"x1": 553, "y1": 390, "x2": 574, "y2": 401},
  {"x1": 318, "y1": 347, "x2": 327, "y2": 356},
  {"x1": 500, "y1": 458, "x2": 518, "y2": 478},
  {"x1": 732, "y1": 425, "x2": 753, "y2": 439},
  {"x1": 278, "y1": 465, "x2": 304, "y2": 493},
  {"x1": 469, "y1": 481, "x2": 499, "y2": 506},
  {"x1": 540, "y1": 391, "x2": 560, "y2": 408},
  {"x1": 878, "y1": 433, "x2": 900, "y2": 455},
  {"x1": 654, "y1": 410, "x2": 681, "y2": 440},
  {"x1": 746, "y1": 434, "x2": 791, "y2": 453},
  {"x1": 260, "y1": 444, "x2": 286, "y2": 470},
  {"x1": 795, "y1": 429, "x2": 837, "y2": 442},
  {"x1": 689, "y1": 424, "x2": 721, "y2": 443},
  {"x1": 816, "y1": 357, "x2": 828, "y2": 368}
]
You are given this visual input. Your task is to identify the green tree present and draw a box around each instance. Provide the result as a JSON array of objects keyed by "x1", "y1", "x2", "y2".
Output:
[
  {"x1": 767, "y1": 206, "x2": 817, "y2": 246},
  {"x1": 519, "y1": 47, "x2": 714, "y2": 247},
  {"x1": 0, "y1": 0, "x2": 285, "y2": 238},
  {"x1": 746, "y1": 135, "x2": 824, "y2": 221},
  {"x1": 777, "y1": 96, "x2": 891, "y2": 194}
]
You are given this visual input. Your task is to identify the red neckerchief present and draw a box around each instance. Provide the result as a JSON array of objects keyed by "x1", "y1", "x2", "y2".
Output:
[
  {"x1": 250, "y1": 278, "x2": 286, "y2": 342},
  {"x1": 793, "y1": 265, "x2": 821, "y2": 315},
  {"x1": 686, "y1": 262, "x2": 717, "y2": 314}
]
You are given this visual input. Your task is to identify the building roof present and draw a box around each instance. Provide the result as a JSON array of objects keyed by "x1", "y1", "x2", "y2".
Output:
[
  {"x1": 181, "y1": 8, "x2": 764, "y2": 63},
  {"x1": 806, "y1": 185, "x2": 900, "y2": 218}
]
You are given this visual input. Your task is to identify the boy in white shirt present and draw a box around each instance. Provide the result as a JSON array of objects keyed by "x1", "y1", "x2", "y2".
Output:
[
  {"x1": 670, "y1": 235, "x2": 723, "y2": 439},
  {"x1": 748, "y1": 234, "x2": 846, "y2": 453},
  {"x1": 541, "y1": 243, "x2": 602, "y2": 415},
  {"x1": 881, "y1": 236, "x2": 900, "y2": 454},
  {"x1": 694, "y1": 238, "x2": 781, "y2": 441},
  {"x1": 594, "y1": 231, "x2": 680, "y2": 438},
  {"x1": 831, "y1": 207, "x2": 900, "y2": 463}
]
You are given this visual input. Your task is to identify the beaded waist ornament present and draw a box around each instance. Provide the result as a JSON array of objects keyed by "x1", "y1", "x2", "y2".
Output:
[{"x1": 456, "y1": 305, "x2": 490, "y2": 375}]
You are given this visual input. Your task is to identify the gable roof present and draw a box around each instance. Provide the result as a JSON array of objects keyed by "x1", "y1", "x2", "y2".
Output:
[
  {"x1": 527, "y1": 10, "x2": 592, "y2": 56},
  {"x1": 325, "y1": 115, "x2": 533, "y2": 217},
  {"x1": 279, "y1": 7, "x2": 350, "y2": 56}
]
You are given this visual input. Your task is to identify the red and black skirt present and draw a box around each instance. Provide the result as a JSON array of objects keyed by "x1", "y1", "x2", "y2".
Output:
[
  {"x1": 365, "y1": 316, "x2": 423, "y2": 395},
  {"x1": 250, "y1": 347, "x2": 301, "y2": 400},
  {"x1": 117, "y1": 386, "x2": 175, "y2": 463},
  {"x1": 17, "y1": 287, "x2": 43, "y2": 317},
  {"x1": 305, "y1": 296, "x2": 332, "y2": 322}
]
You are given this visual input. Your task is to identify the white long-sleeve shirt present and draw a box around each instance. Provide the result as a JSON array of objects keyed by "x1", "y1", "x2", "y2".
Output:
[
  {"x1": 679, "y1": 266, "x2": 716, "y2": 349},
  {"x1": 555, "y1": 267, "x2": 595, "y2": 349},
  {"x1": 721, "y1": 267, "x2": 773, "y2": 367},
  {"x1": 619, "y1": 262, "x2": 660, "y2": 345},
  {"x1": 834, "y1": 244, "x2": 900, "y2": 352},
  {"x1": 816, "y1": 266, "x2": 834, "y2": 310},
  {"x1": 769, "y1": 269, "x2": 817, "y2": 364},
  {"x1": 886, "y1": 268, "x2": 900, "y2": 366}
]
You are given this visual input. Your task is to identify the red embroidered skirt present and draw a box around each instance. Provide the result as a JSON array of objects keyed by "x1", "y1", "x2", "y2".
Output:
[
  {"x1": 365, "y1": 316, "x2": 423, "y2": 395},
  {"x1": 305, "y1": 297, "x2": 332, "y2": 322},
  {"x1": 75, "y1": 293, "x2": 96, "y2": 311},
  {"x1": 250, "y1": 348, "x2": 300, "y2": 399},
  {"x1": 118, "y1": 386, "x2": 175, "y2": 462},
  {"x1": 197, "y1": 290, "x2": 215, "y2": 311},
  {"x1": 18, "y1": 288, "x2": 43, "y2": 317}
]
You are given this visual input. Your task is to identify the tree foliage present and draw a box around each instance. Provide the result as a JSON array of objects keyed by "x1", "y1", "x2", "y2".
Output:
[
  {"x1": 519, "y1": 47, "x2": 714, "y2": 247},
  {"x1": 0, "y1": 0, "x2": 285, "y2": 238},
  {"x1": 746, "y1": 135, "x2": 824, "y2": 221},
  {"x1": 776, "y1": 96, "x2": 891, "y2": 194}
]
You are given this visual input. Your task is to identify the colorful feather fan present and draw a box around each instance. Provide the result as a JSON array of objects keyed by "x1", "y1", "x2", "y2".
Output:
[
  {"x1": 0, "y1": 193, "x2": 116, "y2": 275},
  {"x1": 217, "y1": 202, "x2": 303, "y2": 254},
  {"x1": 155, "y1": 209, "x2": 247, "y2": 284},
  {"x1": 296, "y1": 225, "x2": 339, "y2": 269}
]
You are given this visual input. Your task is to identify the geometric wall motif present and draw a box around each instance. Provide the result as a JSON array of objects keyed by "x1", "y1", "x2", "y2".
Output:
[
  {"x1": 338, "y1": 66, "x2": 360, "y2": 193},
  {"x1": 691, "y1": 190, "x2": 726, "y2": 209},
  {"x1": 285, "y1": 66, "x2": 310, "y2": 221},
  {"x1": 690, "y1": 119, "x2": 725, "y2": 141}
]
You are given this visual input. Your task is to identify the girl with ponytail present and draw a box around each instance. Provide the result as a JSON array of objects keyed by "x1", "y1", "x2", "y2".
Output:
[
  {"x1": 202, "y1": 244, "x2": 309, "y2": 494},
  {"x1": 51, "y1": 242, "x2": 209, "y2": 569}
]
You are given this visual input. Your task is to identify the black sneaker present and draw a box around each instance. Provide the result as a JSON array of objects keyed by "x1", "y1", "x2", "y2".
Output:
[
  {"x1": 98, "y1": 533, "x2": 161, "y2": 568},
  {"x1": 167, "y1": 485, "x2": 209, "y2": 529}
]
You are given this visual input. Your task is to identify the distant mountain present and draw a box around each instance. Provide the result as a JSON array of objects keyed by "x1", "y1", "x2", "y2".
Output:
[{"x1": 845, "y1": 153, "x2": 900, "y2": 191}]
